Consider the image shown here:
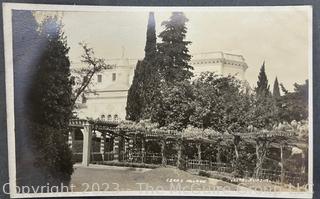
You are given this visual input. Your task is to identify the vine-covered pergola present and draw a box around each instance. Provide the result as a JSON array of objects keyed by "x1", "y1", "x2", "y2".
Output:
[{"x1": 68, "y1": 118, "x2": 308, "y2": 185}]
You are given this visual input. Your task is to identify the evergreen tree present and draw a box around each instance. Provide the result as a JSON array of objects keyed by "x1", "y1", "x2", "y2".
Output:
[
  {"x1": 157, "y1": 12, "x2": 193, "y2": 83},
  {"x1": 126, "y1": 12, "x2": 158, "y2": 121},
  {"x1": 12, "y1": 10, "x2": 48, "y2": 187},
  {"x1": 144, "y1": 12, "x2": 157, "y2": 60},
  {"x1": 126, "y1": 60, "x2": 144, "y2": 121},
  {"x1": 253, "y1": 61, "x2": 278, "y2": 129},
  {"x1": 141, "y1": 12, "x2": 160, "y2": 118},
  {"x1": 29, "y1": 16, "x2": 74, "y2": 185},
  {"x1": 255, "y1": 61, "x2": 270, "y2": 96},
  {"x1": 273, "y1": 77, "x2": 281, "y2": 98}
]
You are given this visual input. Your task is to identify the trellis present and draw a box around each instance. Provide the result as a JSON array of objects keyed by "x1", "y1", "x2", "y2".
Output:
[{"x1": 68, "y1": 119, "x2": 308, "y2": 185}]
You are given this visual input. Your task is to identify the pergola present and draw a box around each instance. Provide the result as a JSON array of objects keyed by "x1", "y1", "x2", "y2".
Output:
[{"x1": 68, "y1": 118, "x2": 307, "y2": 181}]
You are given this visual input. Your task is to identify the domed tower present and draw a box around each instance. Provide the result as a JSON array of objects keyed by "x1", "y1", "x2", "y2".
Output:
[{"x1": 190, "y1": 51, "x2": 248, "y2": 81}]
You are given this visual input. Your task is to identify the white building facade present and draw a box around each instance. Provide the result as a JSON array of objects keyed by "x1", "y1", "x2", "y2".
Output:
[{"x1": 76, "y1": 52, "x2": 248, "y2": 120}]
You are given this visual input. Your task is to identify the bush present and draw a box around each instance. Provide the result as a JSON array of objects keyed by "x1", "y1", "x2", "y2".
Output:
[{"x1": 198, "y1": 170, "x2": 211, "y2": 177}]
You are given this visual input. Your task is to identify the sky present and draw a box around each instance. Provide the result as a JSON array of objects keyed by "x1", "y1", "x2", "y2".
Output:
[{"x1": 36, "y1": 6, "x2": 311, "y2": 91}]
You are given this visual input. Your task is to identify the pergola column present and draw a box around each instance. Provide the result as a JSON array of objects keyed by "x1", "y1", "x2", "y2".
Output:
[
  {"x1": 161, "y1": 138, "x2": 167, "y2": 166},
  {"x1": 82, "y1": 123, "x2": 92, "y2": 167},
  {"x1": 113, "y1": 136, "x2": 120, "y2": 161},
  {"x1": 301, "y1": 152, "x2": 306, "y2": 174},
  {"x1": 280, "y1": 144, "x2": 284, "y2": 185},
  {"x1": 176, "y1": 139, "x2": 182, "y2": 169},
  {"x1": 124, "y1": 139, "x2": 129, "y2": 152},
  {"x1": 141, "y1": 137, "x2": 145, "y2": 163},
  {"x1": 100, "y1": 134, "x2": 106, "y2": 161},
  {"x1": 196, "y1": 142, "x2": 201, "y2": 161},
  {"x1": 129, "y1": 138, "x2": 134, "y2": 150},
  {"x1": 68, "y1": 129, "x2": 75, "y2": 149}
]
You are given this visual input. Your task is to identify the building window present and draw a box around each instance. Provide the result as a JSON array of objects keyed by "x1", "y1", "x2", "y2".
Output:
[
  {"x1": 112, "y1": 73, "x2": 116, "y2": 81},
  {"x1": 97, "y1": 74, "x2": 102, "y2": 83},
  {"x1": 114, "y1": 114, "x2": 119, "y2": 121},
  {"x1": 81, "y1": 94, "x2": 87, "y2": 104},
  {"x1": 107, "y1": 114, "x2": 112, "y2": 120},
  {"x1": 83, "y1": 76, "x2": 88, "y2": 83}
]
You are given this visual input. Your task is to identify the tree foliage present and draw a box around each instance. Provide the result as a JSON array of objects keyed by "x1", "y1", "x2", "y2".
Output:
[
  {"x1": 157, "y1": 12, "x2": 193, "y2": 83},
  {"x1": 126, "y1": 60, "x2": 145, "y2": 121},
  {"x1": 28, "y1": 16, "x2": 74, "y2": 185},
  {"x1": 190, "y1": 73, "x2": 252, "y2": 133},
  {"x1": 150, "y1": 80, "x2": 195, "y2": 130},
  {"x1": 12, "y1": 10, "x2": 49, "y2": 187},
  {"x1": 126, "y1": 12, "x2": 159, "y2": 121},
  {"x1": 273, "y1": 77, "x2": 281, "y2": 98},
  {"x1": 255, "y1": 61, "x2": 270, "y2": 96},
  {"x1": 144, "y1": 12, "x2": 157, "y2": 60},
  {"x1": 276, "y1": 80, "x2": 308, "y2": 122}
]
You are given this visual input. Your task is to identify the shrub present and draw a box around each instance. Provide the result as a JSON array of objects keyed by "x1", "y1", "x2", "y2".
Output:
[{"x1": 198, "y1": 170, "x2": 211, "y2": 177}]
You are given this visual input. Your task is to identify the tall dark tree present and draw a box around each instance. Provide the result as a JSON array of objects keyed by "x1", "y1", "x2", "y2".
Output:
[
  {"x1": 157, "y1": 12, "x2": 193, "y2": 83},
  {"x1": 144, "y1": 12, "x2": 157, "y2": 60},
  {"x1": 28, "y1": 16, "x2": 74, "y2": 185},
  {"x1": 273, "y1": 77, "x2": 281, "y2": 98},
  {"x1": 255, "y1": 61, "x2": 270, "y2": 96},
  {"x1": 126, "y1": 12, "x2": 158, "y2": 121},
  {"x1": 12, "y1": 10, "x2": 48, "y2": 188},
  {"x1": 253, "y1": 61, "x2": 278, "y2": 129},
  {"x1": 126, "y1": 60, "x2": 144, "y2": 121}
]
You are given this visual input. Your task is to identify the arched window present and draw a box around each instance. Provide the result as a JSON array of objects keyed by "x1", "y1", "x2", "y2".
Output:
[
  {"x1": 114, "y1": 114, "x2": 119, "y2": 121},
  {"x1": 107, "y1": 114, "x2": 112, "y2": 121}
]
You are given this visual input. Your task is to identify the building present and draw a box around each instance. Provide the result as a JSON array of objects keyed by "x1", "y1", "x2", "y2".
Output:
[{"x1": 75, "y1": 52, "x2": 249, "y2": 120}]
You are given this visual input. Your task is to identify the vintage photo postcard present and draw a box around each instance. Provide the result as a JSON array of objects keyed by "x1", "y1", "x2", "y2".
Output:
[{"x1": 3, "y1": 3, "x2": 313, "y2": 198}]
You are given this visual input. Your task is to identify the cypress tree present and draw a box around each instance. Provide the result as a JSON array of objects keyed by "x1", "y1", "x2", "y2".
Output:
[
  {"x1": 29, "y1": 16, "x2": 74, "y2": 185},
  {"x1": 255, "y1": 61, "x2": 270, "y2": 96},
  {"x1": 126, "y1": 12, "x2": 158, "y2": 121},
  {"x1": 144, "y1": 12, "x2": 157, "y2": 60},
  {"x1": 12, "y1": 10, "x2": 48, "y2": 187},
  {"x1": 273, "y1": 77, "x2": 281, "y2": 98},
  {"x1": 157, "y1": 12, "x2": 193, "y2": 83},
  {"x1": 126, "y1": 60, "x2": 144, "y2": 121}
]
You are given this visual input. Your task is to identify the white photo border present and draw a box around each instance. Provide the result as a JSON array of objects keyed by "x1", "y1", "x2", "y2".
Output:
[{"x1": 3, "y1": 3, "x2": 314, "y2": 198}]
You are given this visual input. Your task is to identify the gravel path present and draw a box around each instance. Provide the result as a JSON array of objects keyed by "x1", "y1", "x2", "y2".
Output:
[{"x1": 70, "y1": 163, "x2": 244, "y2": 193}]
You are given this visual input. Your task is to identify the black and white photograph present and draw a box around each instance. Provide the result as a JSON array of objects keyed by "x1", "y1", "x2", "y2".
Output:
[{"x1": 3, "y1": 3, "x2": 313, "y2": 198}]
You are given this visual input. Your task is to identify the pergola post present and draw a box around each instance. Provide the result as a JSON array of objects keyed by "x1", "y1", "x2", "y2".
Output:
[
  {"x1": 301, "y1": 152, "x2": 306, "y2": 174},
  {"x1": 176, "y1": 139, "x2": 182, "y2": 168},
  {"x1": 196, "y1": 142, "x2": 201, "y2": 161},
  {"x1": 68, "y1": 129, "x2": 75, "y2": 149},
  {"x1": 280, "y1": 144, "x2": 284, "y2": 185},
  {"x1": 161, "y1": 138, "x2": 167, "y2": 166},
  {"x1": 129, "y1": 138, "x2": 134, "y2": 150},
  {"x1": 113, "y1": 136, "x2": 120, "y2": 161},
  {"x1": 82, "y1": 123, "x2": 92, "y2": 167},
  {"x1": 124, "y1": 139, "x2": 129, "y2": 152},
  {"x1": 100, "y1": 134, "x2": 105, "y2": 161},
  {"x1": 141, "y1": 137, "x2": 145, "y2": 163},
  {"x1": 216, "y1": 144, "x2": 222, "y2": 163}
]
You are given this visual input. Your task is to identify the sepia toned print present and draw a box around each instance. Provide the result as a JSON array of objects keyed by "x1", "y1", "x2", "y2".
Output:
[{"x1": 3, "y1": 3, "x2": 312, "y2": 198}]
